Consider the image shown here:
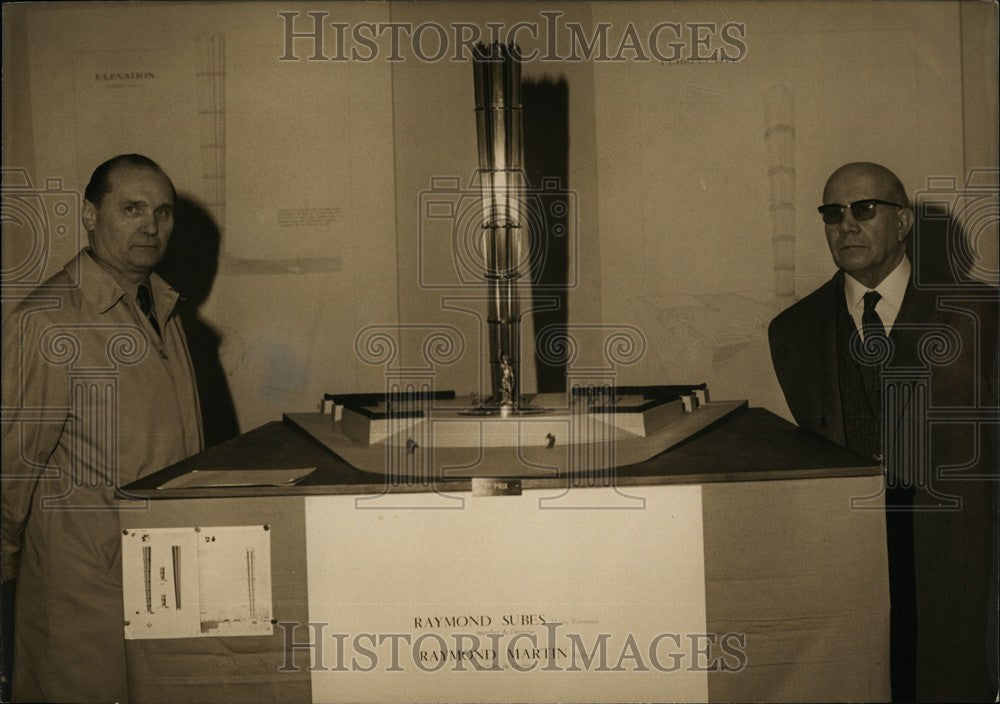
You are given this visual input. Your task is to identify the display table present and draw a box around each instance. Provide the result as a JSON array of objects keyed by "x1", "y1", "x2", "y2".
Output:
[{"x1": 118, "y1": 407, "x2": 890, "y2": 703}]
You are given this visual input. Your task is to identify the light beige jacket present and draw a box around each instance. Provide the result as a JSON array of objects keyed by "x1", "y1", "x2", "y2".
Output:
[{"x1": 2, "y1": 248, "x2": 203, "y2": 703}]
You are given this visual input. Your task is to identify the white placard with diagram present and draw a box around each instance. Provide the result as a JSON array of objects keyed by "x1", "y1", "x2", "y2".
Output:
[{"x1": 122, "y1": 525, "x2": 273, "y2": 639}]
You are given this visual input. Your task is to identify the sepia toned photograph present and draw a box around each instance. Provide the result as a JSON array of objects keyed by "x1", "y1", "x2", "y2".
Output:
[{"x1": 1, "y1": 2, "x2": 997, "y2": 702}]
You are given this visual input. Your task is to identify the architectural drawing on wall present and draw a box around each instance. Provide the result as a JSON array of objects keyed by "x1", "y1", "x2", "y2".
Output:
[
  {"x1": 196, "y1": 34, "x2": 342, "y2": 274},
  {"x1": 626, "y1": 86, "x2": 799, "y2": 410},
  {"x1": 633, "y1": 291, "x2": 769, "y2": 376},
  {"x1": 765, "y1": 84, "x2": 796, "y2": 306},
  {"x1": 197, "y1": 34, "x2": 226, "y2": 236}
]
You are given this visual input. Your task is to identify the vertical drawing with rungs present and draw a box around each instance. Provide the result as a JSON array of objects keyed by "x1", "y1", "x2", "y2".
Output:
[{"x1": 122, "y1": 525, "x2": 272, "y2": 639}]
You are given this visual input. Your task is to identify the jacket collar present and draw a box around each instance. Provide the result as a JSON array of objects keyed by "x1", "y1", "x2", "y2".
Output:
[{"x1": 66, "y1": 248, "x2": 181, "y2": 320}]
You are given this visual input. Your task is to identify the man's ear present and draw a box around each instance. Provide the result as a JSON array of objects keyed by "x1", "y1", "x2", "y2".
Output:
[
  {"x1": 82, "y1": 199, "x2": 97, "y2": 233},
  {"x1": 897, "y1": 206, "x2": 914, "y2": 243}
]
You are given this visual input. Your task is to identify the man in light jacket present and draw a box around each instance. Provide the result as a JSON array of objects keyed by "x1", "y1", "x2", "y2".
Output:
[{"x1": 2, "y1": 154, "x2": 204, "y2": 703}]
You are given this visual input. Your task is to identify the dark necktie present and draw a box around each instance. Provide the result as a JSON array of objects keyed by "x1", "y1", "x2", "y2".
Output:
[
  {"x1": 136, "y1": 284, "x2": 161, "y2": 338},
  {"x1": 862, "y1": 290, "x2": 886, "y2": 339}
]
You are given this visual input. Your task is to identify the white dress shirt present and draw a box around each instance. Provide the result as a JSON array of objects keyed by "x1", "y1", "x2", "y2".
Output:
[{"x1": 843, "y1": 256, "x2": 910, "y2": 338}]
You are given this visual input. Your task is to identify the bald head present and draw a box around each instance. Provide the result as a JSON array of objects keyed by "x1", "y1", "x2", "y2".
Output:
[
  {"x1": 821, "y1": 162, "x2": 913, "y2": 288},
  {"x1": 823, "y1": 162, "x2": 909, "y2": 208}
]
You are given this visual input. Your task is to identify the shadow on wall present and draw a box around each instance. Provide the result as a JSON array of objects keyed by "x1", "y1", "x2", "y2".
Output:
[
  {"x1": 523, "y1": 77, "x2": 570, "y2": 393},
  {"x1": 156, "y1": 197, "x2": 239, "y2": 447},
  {"x1": 908, "y1": 201, "x2": 1000, "y2": 702},
  {"x1": 909, "y1": 203, "x2": 994, "y2": 288}
]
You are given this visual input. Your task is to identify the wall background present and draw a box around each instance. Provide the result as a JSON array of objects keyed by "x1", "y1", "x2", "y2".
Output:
[{"x1": 3, "y1": 1, "x2": 997, "y2": 438}]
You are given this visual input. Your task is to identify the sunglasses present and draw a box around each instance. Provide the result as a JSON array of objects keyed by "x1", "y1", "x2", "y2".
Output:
[{"x1": 817, "y1": 199, "x2": 905, "y2": 225}]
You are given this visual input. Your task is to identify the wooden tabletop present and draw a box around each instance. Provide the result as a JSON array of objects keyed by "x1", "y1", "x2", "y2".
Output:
[{"x1": 119, "y1": 407, "x2": 880, "y2": 500}]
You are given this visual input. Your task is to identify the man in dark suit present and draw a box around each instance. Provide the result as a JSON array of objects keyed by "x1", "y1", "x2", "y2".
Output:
[{"x1": 768, "y1": 162, "x2": 998, "y2": 702}]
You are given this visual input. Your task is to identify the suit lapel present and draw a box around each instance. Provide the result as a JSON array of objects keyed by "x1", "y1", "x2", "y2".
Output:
[{"x1": 818, "y1": 272, "x2": 847, "y2": 446}]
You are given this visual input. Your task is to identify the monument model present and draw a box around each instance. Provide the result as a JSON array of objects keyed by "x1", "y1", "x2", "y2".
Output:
[
  {"x1": 472, "y1": 41, "x2": 526, "y2": 414},
  {"x1": 285, "y1": 42, "x2": 745, "y2": 478}
]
